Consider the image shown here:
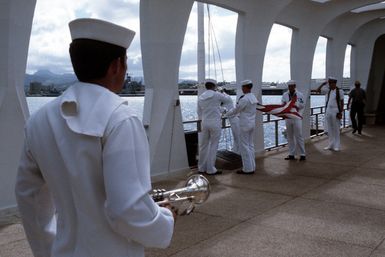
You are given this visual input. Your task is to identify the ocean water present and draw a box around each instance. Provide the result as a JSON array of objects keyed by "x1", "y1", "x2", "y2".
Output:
[
  {"x1": 26, "y1": 95, "x2": 328, "y2": 118},
  {"x1": 26, "y1": 95, "x2": 348, "y2": 149}
]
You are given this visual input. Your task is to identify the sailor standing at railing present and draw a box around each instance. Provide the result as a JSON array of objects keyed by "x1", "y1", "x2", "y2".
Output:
[
  {"x1": 281, "y1": 80, "x2": 306, "y2": 161},
  {"x1": 313, "y1": 77, "x2": 344, "y2": 151},
  {"x1": 218, "y1": 87, "x2": 240, "y2": 154},
  {"x1": 224, "y1": 80, "x2": 258, "y2": 174},
  {"x1": 198, "y1": 79, "x2": 232, "y2": 175}
]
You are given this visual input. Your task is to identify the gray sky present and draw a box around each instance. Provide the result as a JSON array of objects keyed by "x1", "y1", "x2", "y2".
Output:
[{"x1": 26, "y1": 0, "x2": 351, "y2": 82}]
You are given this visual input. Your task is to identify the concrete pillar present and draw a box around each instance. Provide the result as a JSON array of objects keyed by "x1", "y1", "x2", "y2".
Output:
[
  {"x1": 350, "y1": 44, "x2": 357, "y2": 84},
  {"x1": 235, "y1": 14, "x2": 266, "y2": 154},
  {"x1": 0, "y1": 0, "x2": 36, "y2": 211},
  {"x1": 140, "y1": 0, "x2": 193, "y2": 176},
  {"x1": 197, "y1": 2, "x2": 205, "y2": 84},
  {"x1": 290, "y1": 27, "x2": 319, "y2": 139},
  {"x1": 234, "y1": 0, "x2": 291, "y2": 154},
  {"x1": 325, "y1": 38, "x2": 346, "y2": 85}
]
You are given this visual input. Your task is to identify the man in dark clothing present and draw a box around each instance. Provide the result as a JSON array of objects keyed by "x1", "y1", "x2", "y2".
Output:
[{"x1": 348, "y1": 80, "x2": 366, "y2": 134}]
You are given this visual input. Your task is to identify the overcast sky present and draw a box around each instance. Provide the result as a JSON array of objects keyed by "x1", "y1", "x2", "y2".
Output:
[{"x1": 26, "y1": 0, "x2": 351, "y2": 82}]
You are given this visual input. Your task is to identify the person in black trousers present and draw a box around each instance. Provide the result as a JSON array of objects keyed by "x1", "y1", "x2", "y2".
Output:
[{"x1": 347, "y1": 80, "x2": 366, "y2": 134}]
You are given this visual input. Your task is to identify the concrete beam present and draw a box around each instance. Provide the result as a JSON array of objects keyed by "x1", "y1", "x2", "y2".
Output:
[{"x1": 322, "y1": 9, "x2": 385, "y2": 88}]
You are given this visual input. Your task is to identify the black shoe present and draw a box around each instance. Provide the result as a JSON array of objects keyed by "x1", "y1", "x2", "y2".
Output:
[
  {"x1": 300, "y1": 156, "x2": 306, "y2": 161},
  {"x1": 206, "y1": 170, "x2": 222, "y2": 175},
  {"x1": 352, "y1": 129, "x2": 357, "y2": 134},
  {"x1": 236, "y1": 170, "x2": 254, "y2": 175},
  {"x1": 358, "y1": 131, "x2": 362, "y2": 135},
  {"x1": 284, "y1": 155, "x2": 296, "y2": 160}
]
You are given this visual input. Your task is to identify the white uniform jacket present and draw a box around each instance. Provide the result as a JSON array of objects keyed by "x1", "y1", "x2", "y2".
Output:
[
  {"x1": 221, "y1": 93, "x2": 235, "y2": 114},
  {"x1": 322, "y1": 87, "x2": 345, "y2": 114},
  {"x1": 321, "y1": 87, "x2": 344, "y2": 150},
  {"x1": 15, "y1": 82, "x2": 174, "y2": 257},
  {"x1": 225, "y1": 93, "x2": 258, "y2": 173},
  {"x1": 197, "y1": 90, "x2": 231, "y2": 124},
  {"x1": 281, "y1": 90, "x2": 305, "y2": 114},
  {"x1": 225, "y1": 93, "x2": 258, "y2": 129},
  {"x1": 281, "y1": 90, "x2": 306, "y2": 156}
]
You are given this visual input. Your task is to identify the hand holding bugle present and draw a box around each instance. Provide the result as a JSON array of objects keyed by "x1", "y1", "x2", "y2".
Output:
[{"x1": 150, "y1": 174, "x2": 210, "y2": 216}]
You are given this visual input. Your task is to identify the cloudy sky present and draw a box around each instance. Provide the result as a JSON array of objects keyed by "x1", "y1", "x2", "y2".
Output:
[{"x1": 26, "y1": 0, "x2": 351, "y2": 82}]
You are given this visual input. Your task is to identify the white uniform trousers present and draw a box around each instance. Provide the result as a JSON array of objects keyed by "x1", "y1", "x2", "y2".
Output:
[
  {"x1": 199, "y1": 122, "x2": 221, "y2": 174},
  {"x1": 228, "y1": 116, "x2": 240, "y2": 154},
  {"x1": 285, "y1": 119, "x2": 306, "y2": 156},
  {"x1": 325, "y1": 107, "x2": 341, "y2": 150},
  {"x1": 239, "y1": 126, "x2": 255, "y2": 173}
]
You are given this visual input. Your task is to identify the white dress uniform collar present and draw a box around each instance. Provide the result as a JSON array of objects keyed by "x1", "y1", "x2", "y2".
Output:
[
  {"x1": 60, "y1": 82, "x2": 127, "y2": 137},
  {"x1": 244, "y1": 92, "x2": 258, "y2": 104},
  {"x1": 199, "y1": 89, "x2": 215, "y2": 100}
]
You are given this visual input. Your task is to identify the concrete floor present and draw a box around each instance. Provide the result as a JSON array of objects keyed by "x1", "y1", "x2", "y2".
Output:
[{"x1": 1, "y1": 126, "x2": 385, "y2": 257}]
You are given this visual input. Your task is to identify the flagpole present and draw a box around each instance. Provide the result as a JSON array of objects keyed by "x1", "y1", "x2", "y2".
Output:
[{"x1": 197, "y1": 2, "x2": 205, "y2": 87}]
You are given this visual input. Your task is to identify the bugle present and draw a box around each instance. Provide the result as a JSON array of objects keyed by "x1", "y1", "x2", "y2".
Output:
[{"x1": 150, "y1": 174, "x2": 210, "y2": 215}]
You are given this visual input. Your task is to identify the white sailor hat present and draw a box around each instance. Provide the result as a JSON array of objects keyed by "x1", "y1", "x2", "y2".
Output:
[
  {"x1": 287, "y1": 80, "x2": 296, "y2": 85},
  {"x1": 204, "y1": 79, "x2": 217, "y2": 85},
  {"x1": 328, "y1": 76, "x2": 337, "y2": 82},
  {"x1": 69, "y1": 18, "x2": 135, "y2": 49},
  {"x1": 241, "y1": 80, "x2": 253, "y2": 86}
]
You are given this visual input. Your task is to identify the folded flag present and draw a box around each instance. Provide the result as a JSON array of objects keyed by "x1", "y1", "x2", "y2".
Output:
[{"x1": 256, "y1": 96, "x2": 303, "y2": 119}]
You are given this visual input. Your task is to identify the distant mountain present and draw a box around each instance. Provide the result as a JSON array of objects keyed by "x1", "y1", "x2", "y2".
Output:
[
  {"x1": 179, "y1": 79, "x2": 198, "y2": 84},
  {"x1": 24, "y1": 70, "x2": 77, "y2": 87},
  {"x1": 25, "y1": 70, "x2": 199, "y2": 88}
]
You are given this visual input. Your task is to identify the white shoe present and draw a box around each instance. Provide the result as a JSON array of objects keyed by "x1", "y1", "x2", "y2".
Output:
[
  {"x1": 333, "y1": 148, "x2": 340, "y2": 152},
  {"x1": 323, "y1": 146, "x2": 332, "y2": 150}
]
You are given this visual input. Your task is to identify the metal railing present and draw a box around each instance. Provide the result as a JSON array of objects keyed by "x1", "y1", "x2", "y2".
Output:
[{"x1": 183, "y1": 104, "x2": 351, "y2": 151}]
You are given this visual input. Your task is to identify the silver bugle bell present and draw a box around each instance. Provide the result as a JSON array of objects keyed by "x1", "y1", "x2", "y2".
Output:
[{"x1": 150, "y1": 174, "x2": 210, "y2": 215}]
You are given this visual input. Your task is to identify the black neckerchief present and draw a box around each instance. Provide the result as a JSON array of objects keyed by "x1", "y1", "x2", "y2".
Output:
[
  {"x1": 289, "y1": 91, "x2": 296, "y2": 101},
  {"x1": 237, "y1": 94, "x2": 245, "y2": 105}
]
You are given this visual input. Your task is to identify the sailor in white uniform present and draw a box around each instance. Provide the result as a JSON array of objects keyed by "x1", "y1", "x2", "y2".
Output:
[
  {"x1": 198, "y1": 79, "x2": 231, "y2": 175},
  {"x1": 15, "y1": 18, "x2": 175, "y2": 257},
  {"x1": 281, "y1": 80, "x2": 306, "y2": 161},
  {"x1": 314, "y1": 77, "x2": 344, "y2": 151},
  {"x1": 219, "y1": 88, "x2": 240, "y2": 154},
  {"x1": 225, "y1": 80, "x2": 258, "y2": 174}
]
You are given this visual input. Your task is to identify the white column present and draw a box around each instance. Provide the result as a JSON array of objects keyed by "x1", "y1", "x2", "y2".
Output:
[
  {"x1": 0, "y1": 0, "x2": 36, "y2": 211},
  {"x1": 235, "y1": 15, "x2": 265, "y2": 155},
  {"x1": 290, "y1": 27, "x2": 318, "y2": 140},
  {"x1": 235, "y1": 0, "x2": 292, "y2": 155},
  {"x1": 350, "y1": 44, "x2": 357, "y2": 84},
  {"x1": 140, "y1": 0, "x2": 193, "y2": 176},
  {"x1": 197, "y1": 2, "x2": 205, "y2": 84},
  {"x1": 326, "y1": 38, "x2": 346, "y2": 84}
]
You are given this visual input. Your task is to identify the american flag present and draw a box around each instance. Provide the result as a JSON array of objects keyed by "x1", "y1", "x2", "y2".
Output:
[{"x1": 256, "y1": 96, "x2": 303, "y2": 119}]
